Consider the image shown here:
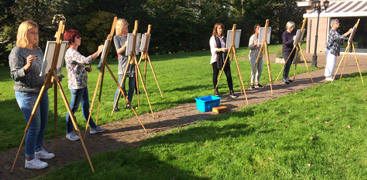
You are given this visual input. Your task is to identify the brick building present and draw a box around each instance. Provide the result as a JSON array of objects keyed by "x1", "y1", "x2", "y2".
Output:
[{"x1": 297, "y1": 0, "x2": 367, "y2": 55}]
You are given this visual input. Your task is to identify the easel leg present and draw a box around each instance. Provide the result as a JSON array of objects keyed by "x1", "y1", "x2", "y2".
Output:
[
  {"x1": 147, "y1": 55, "x2": 164, "y2": 98},
  {"x1": 275, "y1": 46, "x2": 296, "y2": 82},
  {"x1": 105, "y1": 64, "x2": 148, "y2": 133},
  {"x1": 233, "y1": 47, "x2": 248, "y2": 104},
  {"x1": 352, "y1": 43, "x2": 364, "y2": 85},
  {"x1": 144, "y1": 56, "x2": 148, "y2": 85},
  {"x1": 111, "y1": 61, "x2": 130, "y2": 115},
  {"x1": 84, "y1": 69, "x2": 105, "y2": 138},
  {"x1": 54, "y1": 81, "x2": 58, "y2": 152},
  {"x1": 53, "y1": 74, "x2": 95, "y2": 173},
  {"x1": 135, "y1": 60, "x2": 140, "y2": 107},
  {"x1": 86, "y1": 71, "x2": 103, "y2": 137},
  {"x1": 214, "y1": 50, "x2": 231, "y2": 94},
  {"x1": 11, "y1": 85, "x2": 48, "y2": 173},
  {"x1": 333, "y1": 46, "x2": 349, "y2": 80},
  {"x1": 293, "y1": 50, "x2": 299, "y2": 81},
  {"x1": 340, "y1": 46, "x2": 350, "y2": 79},
  {"x1": 264, "y1": 43, "x2": 273, "y2": 94},
  {"x1": 298, "y1": 44, "x2": 314, "y2": 85},
  {"x1": 134, "y1": 58, "x2": 155, "y2": 118}
]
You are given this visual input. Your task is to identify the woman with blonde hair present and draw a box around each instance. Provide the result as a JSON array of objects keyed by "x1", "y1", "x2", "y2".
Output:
[
  {"x1": 209, "y1": 23, "x2": 237, "y2": 98},
  {"x1": 9, "y1": 20, "x2": 55, "y2": 169},
  {"x1": 112, "y1": 18, "x2": 136, "y2": 111}
]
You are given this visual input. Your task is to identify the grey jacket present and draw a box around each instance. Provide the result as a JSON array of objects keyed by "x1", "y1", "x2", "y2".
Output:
[
  {"x1": 9, "y1": 46, "x2": 45, "y2": 94},
  {"x1": 114, "y1": 35, "x2": 135, "y2": 77}
]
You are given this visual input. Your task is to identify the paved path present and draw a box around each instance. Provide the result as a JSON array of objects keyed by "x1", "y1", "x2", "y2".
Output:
[{"x1": 1, "y1": 53, "x2": 366, "y2": 179}]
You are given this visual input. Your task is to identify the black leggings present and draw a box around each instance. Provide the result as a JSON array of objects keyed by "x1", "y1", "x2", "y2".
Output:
[{"x1": 212, "y1": 62, "x2": 233, "y2": 91}]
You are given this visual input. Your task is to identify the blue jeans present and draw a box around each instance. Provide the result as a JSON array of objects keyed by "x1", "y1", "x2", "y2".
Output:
[
  {"x1": 113, "y1": 74, "x2": 136, "y2": 109},
  {"x1": 283, "y1": 50, "x2": 296, "y2": 80},
  {"x1": 15, "y1": 91, "x2": 49, "y2": 159},
  {"x1": 66, "y1": 87, "x2": 96, "y2": 133}
]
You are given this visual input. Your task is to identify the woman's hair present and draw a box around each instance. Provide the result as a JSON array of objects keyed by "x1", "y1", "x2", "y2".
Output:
[
  {"x1": 64, "y1": 29, "x2": 80, "y2": 46},
  {"x1": 253, "y1": 24, "x2": 260, "y2": 33},
  {"x1": 285, "y1": 21, "x2": 295, "y2": 30},
  {"x1": 115, "y1": 18, "x2": 128, "y2": 35},
  {"x1": 16, "y1": 20, "x2": 39, "y2": 48},
  {"x1": 330, "y1": 19, "x2": 339, "y2": 27},
  {"x1": 212, "y1": 23, "x2": 225, "y2": 36}
]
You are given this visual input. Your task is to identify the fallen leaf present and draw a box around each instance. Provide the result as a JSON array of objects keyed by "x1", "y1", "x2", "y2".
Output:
[
  {"x1": 310, "y1": 137, "x2": 313, "y2": 140},
  {"x1": 304, "y1": 110, "x2": 308, "y2": 113},
  {"x1": 363, "y1": 99, "x2": 367, "y2": 102},
  {"x1": 307, "y1": 163, "x2": 311, "y2": 167},
  {"x1": 295, "y1": 174, "x2": 299, "y2": 178},
  {"x1": 252, "y1": 144, "x2": 256, "y2": 146},
  {"x1": 324, "y1": 121, "x2": 328, "y2": 124},
  {"x1": 316, "y1": 117, "x2": 320, "y2": 120},
  {"x1": 347, "y1": 125, "x2": 351, "y2": 129},
  {"x1": 276, "y1": 120, "x2": 281, "y2": 123},
  {"x1": 268, "y1": 157, "x2": 272, "y2": 161},
  {"x1": 346, "y1": 154, "x2": 350, "y2": 158},
  {"x1": 231, "y1": 153, "x2": 234, "y2": 156}
]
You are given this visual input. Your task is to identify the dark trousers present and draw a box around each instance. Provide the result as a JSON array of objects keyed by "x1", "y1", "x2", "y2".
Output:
[
  {"x1": 212, "y1": 62, "x2": 233, "y2": 91},
  {"x1": 283, "y1": 50, "x2": 296, "y2": 80}
]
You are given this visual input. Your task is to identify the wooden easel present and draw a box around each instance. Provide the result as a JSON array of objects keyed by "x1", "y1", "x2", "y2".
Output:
[
  {"x1": 111, "y1": 24, "x2": 162, "y2": 115},
  {"x1": 11, "y1": 21, "x2": 95, "y2": 173},
  {"x1": 333, "y1": 19, "x2": 364, "y2": 85},
  {"x1": 85, "y1": 18, "x2": 147, "y2": 139},
  {"x1": 248, "y1": 19, "x2": 274, "y2": 94},
  {"x1": 275, "y1": 18, "x2": 314, "y2": 85},
  {"x1": 214, "y1": 24, "x2": 248, "y2": 105}
]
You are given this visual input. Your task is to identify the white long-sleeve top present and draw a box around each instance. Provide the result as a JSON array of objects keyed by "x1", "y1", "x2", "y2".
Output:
[{"x1": 209, "y1": 35, "x2": 226, "y2": 64}]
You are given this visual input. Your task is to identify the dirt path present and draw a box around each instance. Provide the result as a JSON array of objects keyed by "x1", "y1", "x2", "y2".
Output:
[{"x1": 1, "y1": 53, "x2": 366, "y2": 180}]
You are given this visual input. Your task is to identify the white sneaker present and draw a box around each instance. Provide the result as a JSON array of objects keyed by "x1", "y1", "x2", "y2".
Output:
[
  {"x1": 66, "y1": 131, "x2": 80, "y2": 141},
  {"x1": 35, "y1": 148, "x2": 55, "y2": 160},
  {"x1": 25, "y1": 158, "x2": 48, "y2": 169},
  {"x1": 325, "y1": 77, "x2": 334, "y2": 82},
  {"x1": 90, "y1": 126, "x2": 106, "y2": 134}
]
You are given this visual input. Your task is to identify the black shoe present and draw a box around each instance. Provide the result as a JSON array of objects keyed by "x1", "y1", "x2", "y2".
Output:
[
  {"x1": 255, "y1": 84, "x2": 263, "y2": 88},
  {"x1": 135, "y1": 91, "x2": 141, "y2": 95},
  {"x1": 214, "y1": 89, "x2": 220, "y2": 96},
  {"x1": 282, "y1": 79, "x2": 289, "y2": 84},
  {"x1": 250, "y1": 85, "x2": 255, "y2": 90},
  {"x1": 229, "y1": 90, "x2": 238, "y2": 98},
  {"x1": 287, "y1": 79, "x2": 293, "y2": 82},
  {"x1": 114, "y1": 107, "x2": 120, "y2": 112}
]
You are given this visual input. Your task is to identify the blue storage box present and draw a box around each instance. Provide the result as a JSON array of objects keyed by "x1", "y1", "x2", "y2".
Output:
[{"x1": 195, "y1": 95, "x2": 221, "y2": 112}]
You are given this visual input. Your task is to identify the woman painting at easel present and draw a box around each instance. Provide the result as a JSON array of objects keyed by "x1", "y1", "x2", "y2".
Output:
[
  {"x1": 64, "y1": 29, "x2": 105, "y2": 141},
  {"x1": 9, "y1": 20, "x2": 55, "y2": 169},
  {"x1": 324, "y1": 19, "x2": 352, "y2": 82},
  {"x1": 209, "y1": 23, "x2": 237, "y2": 98},
  {"x1": 282, "y1": 21, "x2": 296, "y2": 84},
  {"x1": 248, "y1": 24, "x2": 263, "y2": 90},
  {"x1": 112, "y1": 18, "x2": 136, "y2": 111}
]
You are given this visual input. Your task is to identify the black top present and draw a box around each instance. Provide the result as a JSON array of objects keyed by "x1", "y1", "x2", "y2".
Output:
[{"x1": 282, "y1": 30, "x2": 296, "y2": 53}]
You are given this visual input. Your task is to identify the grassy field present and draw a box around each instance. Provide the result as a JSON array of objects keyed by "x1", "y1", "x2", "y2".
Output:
[
  {"x1": 0, "y1": 44, "x2": 314, "y2": 151},
  {"x1": 38, "y1": 72, "x2": 367, "y2": 179}
]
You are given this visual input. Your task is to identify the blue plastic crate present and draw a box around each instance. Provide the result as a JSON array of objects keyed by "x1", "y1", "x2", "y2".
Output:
[{"x1": 195, "y1": 95, "x2": 221, "y2": 112}]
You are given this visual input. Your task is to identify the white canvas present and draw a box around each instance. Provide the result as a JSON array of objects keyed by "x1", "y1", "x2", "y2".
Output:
[
  {"x1": 40, "y1": 41, "x2": 68, "y2": 76},
  {"x1": 126, "y1": 33, "x2": 141, "y2": 56},
  {"x1": 259, "y1": 27, "x2": 271, "y2": 45},
  {"x1": 348, "y1": 27, "x2": 356, "y2": 43},
  {"x1": 226, "y1": 29, "x2": 241, "y2": 49},
  {"x1": 97, "y1": 39, "x2": 110, "y2": 69},
  {"x1": 139, "y1": 34, "x2": 151, "y2": 52},
  {"x1": 294, "y1": 29, "x2": 301, "y2": 45}
]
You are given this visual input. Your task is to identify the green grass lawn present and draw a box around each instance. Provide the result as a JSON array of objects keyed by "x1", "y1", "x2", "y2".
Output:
[
  {"x1": 38, "y1": 72, "x2": 367, "y2": 179},
  {"x1": 0, "y1": 44, "x2": 314, "y2": 151}
]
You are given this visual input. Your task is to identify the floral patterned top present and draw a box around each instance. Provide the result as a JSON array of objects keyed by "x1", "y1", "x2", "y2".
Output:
[
  {"x1": 65, "y1": 48, "x2": 93, "y2": 89},
  {"x1": 326, "y1": 29, "x2": 345, "y2": 56}
]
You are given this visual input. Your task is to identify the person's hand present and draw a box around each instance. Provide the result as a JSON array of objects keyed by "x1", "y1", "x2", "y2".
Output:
[
  {"x1": 348, "y1": 28, "x2": 353, "y2": 34},
  {"x1": 97, "y1": 45, "x2": 104, "y2": 54},
  {"x1": 85, "y1": 67, "x2": 92, "y2": 72},
  {"x1": 293, "y1": 36, "x2": 296, "y2": 40},
  {"x1": 25, "y1": 54, "x2": 37, "y2": 71}
]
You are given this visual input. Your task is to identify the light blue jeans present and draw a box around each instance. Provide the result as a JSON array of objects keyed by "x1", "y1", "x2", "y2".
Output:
[
  {"x1": 66, "y1": 87, "x2": 96, "y2": 133},
  {"x1": 15, "y1": 91, "x2": 49, "y2": 159}
]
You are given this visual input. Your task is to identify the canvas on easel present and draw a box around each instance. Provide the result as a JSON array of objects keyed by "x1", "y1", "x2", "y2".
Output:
[
  {"x1": 11, "y1": 21, "x2": 95, "y2": 174},
  {"x1": 85, "y1": 18, "x2": 148, "y2": 139},
  {"x1": 126, "y1": 33, "x2": 141, "y2": 56},
  {"x1": 275, "y1": 18, "x2": 314, "y2": 85},
  {"x1": 97, "y1": 39, "x2": 110, "y2": 70},
  {"x1": 259, "y1": 27, "x2": 271, "y2": 45},
  {"x1": 40, "y1": 41, "x2": 68, "y2": 76},
  {"x1": 247, "y1": 20, "x2": 274, "y2": 94},
  {"x1": 226, "y1": 29, "x2": 241, "y2": 49},
  {"x1": 333, "y1": 19, "x2": 364, "y2": 84},
  {"x1": 139, "y1": 33, "x2": 151, "y2": 52},
  {"x1": 214, "y1": 24, "x2": 248, "y2": 104}
]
